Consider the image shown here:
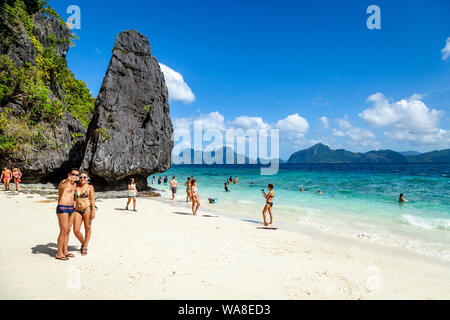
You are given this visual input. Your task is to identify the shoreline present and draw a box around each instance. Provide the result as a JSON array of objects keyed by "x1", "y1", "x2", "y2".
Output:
[{"x1": 1, "y1": 185, "x2": 449, "y2": 299}]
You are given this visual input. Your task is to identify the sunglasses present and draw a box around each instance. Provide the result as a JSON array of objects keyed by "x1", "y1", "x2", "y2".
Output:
[
  {"x1": 80, "y1": 176, "x2": 88, "y2": 179},
  {"x1": 71, "y1": 173, "x2": 80, "y2": 176}
]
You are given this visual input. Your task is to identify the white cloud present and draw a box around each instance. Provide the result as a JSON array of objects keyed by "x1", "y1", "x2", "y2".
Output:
[
  {"x1": 159, "y1": 63, "x2": 195, "y2": 104},
  {"x1": 319, "y1": 116, "x2": 329, "y2": 129},
  {"x1": 332, "y1": 118, "x2": 376, "y2": 147},
  {"x1": 360, "y1": 93, "x2": 448, "y2": 146},
  {"x1": 441, "y1": 37, "x2": 450, "y2": 60},
  {"x1": 275, "y1": 114, "x2": 309, "y2": 141},
  {"x1": 231, "y1": 116, "x2": 271, "y2": 131}
]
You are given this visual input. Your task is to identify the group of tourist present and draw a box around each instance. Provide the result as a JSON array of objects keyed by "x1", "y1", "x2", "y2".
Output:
[
  {"x1": 151, "y1": 175, "x2": 169, "y2": 185},
  {"x1": 1, "y1": 167, "x2": 22, "y2": 191}
]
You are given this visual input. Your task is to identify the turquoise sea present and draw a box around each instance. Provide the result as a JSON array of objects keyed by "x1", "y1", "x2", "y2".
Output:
[{"x1": 149, "y1": 164, "x2": 450, "y2": 261}]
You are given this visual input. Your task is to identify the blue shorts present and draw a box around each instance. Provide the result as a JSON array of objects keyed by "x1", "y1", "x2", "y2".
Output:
[{"x1": 56, "y1": 205, "x2": 75, "y2": 215}]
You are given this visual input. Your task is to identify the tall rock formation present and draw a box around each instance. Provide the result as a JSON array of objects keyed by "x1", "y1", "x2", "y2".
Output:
[{"x1": 82, "y1": 30, "x2": 173, "y2": 189}]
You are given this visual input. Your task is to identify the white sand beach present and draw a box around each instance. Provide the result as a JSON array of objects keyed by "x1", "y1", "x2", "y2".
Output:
[{"x1": 0, "y1": 188, "x2": 449, "y2": 300}]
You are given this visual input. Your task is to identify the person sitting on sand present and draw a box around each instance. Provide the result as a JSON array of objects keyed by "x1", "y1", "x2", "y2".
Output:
[
  {"x1": 55, "y1": 168, "x2": 79, "y2": 261},
  {"x1": 208, "y1": 198, "x2": 217, "y2": 204},
  {"x1": 73, "y1": 172, "x2": 95, "y2": 256},
  {"x1": 191, "y1": 179, "x2": 200, "y2": 216},
  {"x1": 184, "y1": 177, "x2": 192, "y2": 202},
  {"x1": 399, "y1": 193, "x2": 408, "y2": 203},
  {"x1": 126, "y1": 178, "x2": 138, "y2": 211},
  {"x1": 224, "y1": 182, "x2": 230, "y2": 192},
  {"x1": 1, "y1": 167, "x2": 12, "y2": 191},
  {"x1": 170, "y1": 176, "x2": 178, "y2": 200},
  {"x1": 12, "y1": 168, "x2": 22, "y2": 191},
  {"x1": 261, "y1": 184, "x2": 275, "y2": 226},
  {"x1": 318, "y1": 189, "x2": 323, "y2": 195},
  {"x1": 233, "y1": 176, "x2": 239, "y2": 184}
]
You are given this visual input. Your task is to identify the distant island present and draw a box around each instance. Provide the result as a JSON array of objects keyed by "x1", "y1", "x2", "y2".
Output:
[{"x1": 287, "y1": 144, "x2": 450, "y2": 164}]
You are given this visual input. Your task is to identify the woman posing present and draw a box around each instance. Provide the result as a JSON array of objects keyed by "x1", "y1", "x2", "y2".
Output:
[
  {"x1": 73, "y1": 172, "x2": 95, "y2": 256},
  {"x1": 261, "y1": 184, "x2": 275, "y2": 226},
  {"x1": 190, "y1": 179, "x2": 200, "y2": 216},
  {"x1": 126, "y1": 178, "x2": 138, "y2": 211},
  {"x1": 12, "y1": 168, "x2": 22, "y2": 191}
]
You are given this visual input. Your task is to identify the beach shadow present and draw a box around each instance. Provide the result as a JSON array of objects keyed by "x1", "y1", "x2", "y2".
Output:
[
  {"x1": 243, "y1": 219, "x2": 260, "y2": 224},
  {"x1": 174, "y1": 211, "x2": 192, "y2": 216},
  {"x1": 202, "y1": 215, "x2": 219, "y2": 218},
  {"x1": 31, "y1": 243, "x2": 78, "y2": 257},
  {"x1": 114, "y1": 208, "x2": 128, "y2": 211},
  {"x1": 256, "y1": 227, "x2": 279, "y2": 230}
]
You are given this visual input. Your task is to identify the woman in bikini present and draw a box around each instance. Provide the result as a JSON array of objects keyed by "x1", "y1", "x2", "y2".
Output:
[
  {"x1": 126, "y1": 178, "x2": 138, "y2": 211},
  {"x1": 73, "y1": 172, "x2": 95, "y2": 256},
  {"x1": 261, "y1": 184, "x2": 274, "y2": 226},
  {"x1": 12, "y1": 168, "x2": 22, "y2": 191},
  {"x1": 190, "y1": 179, "x2": 200, "y2": 216}
]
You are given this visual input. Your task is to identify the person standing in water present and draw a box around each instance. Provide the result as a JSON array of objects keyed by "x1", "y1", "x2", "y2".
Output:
[
  {"x1": 1, "y1": 167, "x2": 12, "y2": 191},
  {"x1": 233, "y1": 176, "x2": 239, "y2": 184},
  {"x1": 55, "y1": 168, "x2": 79, "y2": 260},
  {"x1": 12, "y1": 168, "x2": 22, "y2": 191},
  {"x1": 126, "y1": 178, "x2": 138, "y2": 211},
  {"x1": 399, "y1": 193, "x2": 408, "y2": 203},
  {"x1": 73, "y1": 172, "x2": 95, "y2": 256},
  {"x1": 261, "y1": 184, "x2": 275, "y2": 226},
  {"x1": 224, "y1": 182, "x2": 230, "y2": 192},
  {"x1": 170, "y1": 176, "x2": 178, "y2": 201},
  {"x1": 184, "y1": 177, "x2": 192, "y2": 202},
  {"x1": 190, "y1": 179, "x2": 200, "y2": 216}
]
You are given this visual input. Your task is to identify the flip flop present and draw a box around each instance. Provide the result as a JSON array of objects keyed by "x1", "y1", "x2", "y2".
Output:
[
  {"x1": 65, "y1": 253, "x2": 75, "y2": 258},
  {"x1": 56, "y1": 256, "x2": 69, "y2": 261},
  {"x1": 81, "y1": 248, "x2": 88, "y2": 256}
]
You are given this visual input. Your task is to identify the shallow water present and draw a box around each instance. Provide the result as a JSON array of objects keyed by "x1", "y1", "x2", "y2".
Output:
[{"x1": 150, "y1": 163, "x2": 450, "y2": 260}]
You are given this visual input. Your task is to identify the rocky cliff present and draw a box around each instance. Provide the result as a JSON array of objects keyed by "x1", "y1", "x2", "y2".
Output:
[
  {"x1": 0, "y1": 0, "x2": 93, "y2": 182},
  {"x1": 81, "y1": 30, "x2": 173, "y2": 189}
]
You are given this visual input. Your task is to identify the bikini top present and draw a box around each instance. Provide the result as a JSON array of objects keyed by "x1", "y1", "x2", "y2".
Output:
[
  {"x1": 75, "y1": 187, "x2": 90, "y2": 199},
  {"x1": 192, "y1": 186, "x2": 198, "y2": 193}
]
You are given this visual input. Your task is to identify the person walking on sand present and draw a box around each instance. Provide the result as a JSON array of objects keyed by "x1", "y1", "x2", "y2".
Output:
[
  {"x1": 184, "y1": 177, "x2": 192, "y2": 202},
  {"x1": 191, "y1": 179, "x2": 200, "y2": 216},
  {"x1": 55, "y1": 168, "x2": 79, "y2": 261},
  {"x1": 1, "y1": 167, "x2": 12, "y2": 191},
  {"x1": 126, "y1": 178, "x2": 138, "y2": 211},
  {"x1": 73, "y1": 172, "x2": 95, "y2": 256},
  {"x1": 261, "y1": 184, "x2": 275, "y2": 226},
  {"x1": 170, "y1": 176, "x2": 178, "y2": 201},
  {"x1": 12, "y1": 168, "x2": 22, "y2": 191}
]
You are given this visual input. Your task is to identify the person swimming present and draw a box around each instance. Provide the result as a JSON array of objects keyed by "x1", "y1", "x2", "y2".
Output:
[
  {"x1": 399, "y1": 193, "x2": 408, "y2": 203},
  {"x1": 318, "y1": 189, "x2": 323, "y2": 195}
]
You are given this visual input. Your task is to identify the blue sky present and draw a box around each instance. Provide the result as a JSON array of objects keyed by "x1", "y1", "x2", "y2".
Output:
[{"x1": 50, "y1": 0, "x2": 450, "y2": 159}]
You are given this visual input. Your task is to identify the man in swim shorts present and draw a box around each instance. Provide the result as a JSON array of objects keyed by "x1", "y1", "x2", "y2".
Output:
[
  {"x1": 1, "y1": 167, "x2": 12, "y2": 191},
  {"x1": 55, "y1": 168, "x2": 79, "y2": 261},
  {"x1": 170, "y1": 176, "x2": 178, "y2": 200}
]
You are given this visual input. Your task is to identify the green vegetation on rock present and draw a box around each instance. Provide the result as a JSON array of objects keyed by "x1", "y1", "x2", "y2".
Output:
[{"x1": 0, "y1": 0, "x2": 95, "y2": 159}]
